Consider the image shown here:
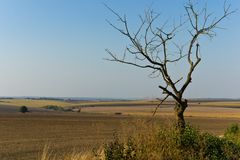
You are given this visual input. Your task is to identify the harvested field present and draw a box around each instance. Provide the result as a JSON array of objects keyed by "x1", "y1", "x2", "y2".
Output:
[{"x1": 0, "y1": 100, "x2": 240, "y2": 159}]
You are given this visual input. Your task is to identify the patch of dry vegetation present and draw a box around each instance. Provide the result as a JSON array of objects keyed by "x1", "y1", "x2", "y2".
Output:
[
  {"x1": 39, "y1": 145, "x2": 103, "y2": 160},
  {"x1": 39, "y1": 121, "x2": 240, "y2": 160}
]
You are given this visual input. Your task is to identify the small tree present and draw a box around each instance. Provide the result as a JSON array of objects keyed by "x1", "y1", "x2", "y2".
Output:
[
  {"x1": 106, "y1": 1, "x2": 234, "y2": 131},
  {"x1": 19, "y1": 106, "x2": 28, "y2": 113}
]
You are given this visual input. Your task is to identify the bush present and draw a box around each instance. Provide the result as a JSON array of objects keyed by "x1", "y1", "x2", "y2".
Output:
[
  {"x1": 224, "y1": 123, "x2": 240, "y2": 145},
  {"x1": 178, "y1": 124, "x2": 200, "y2": 148},
  {"x1": 104, "y1": 133, "x2": 136, "y2": 160},
  {"x1": 19, "y1": 106, "x2": 29, "y2": 113},
  {"x1": 42, "y1": 105, "x2": 64, "y2": 111},
  {"x1": 104, "y1": 133, "x2": 125, "y2": 160},
  {"x1": 225, "y1": 123, "x2": 240, "y2": 135},
  {"x1": 200, "y1": 133, "x2": 226, "y2": 159},
  {"x1": 222, "y1": 140, "x2": 240, "y2": 159},
  {"x1": 104, "y1": 123, "x2": 240, "y2": 160}
]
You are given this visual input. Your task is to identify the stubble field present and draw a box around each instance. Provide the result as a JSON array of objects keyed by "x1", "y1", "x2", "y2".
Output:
[{"x1": 0, "y1": 99, "x2": 240, "y2": 160}]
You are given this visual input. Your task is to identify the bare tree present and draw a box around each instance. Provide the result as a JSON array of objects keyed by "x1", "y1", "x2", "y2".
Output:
[{"x1": 105, "y1": 1, "x2": 235, "y2": 131}]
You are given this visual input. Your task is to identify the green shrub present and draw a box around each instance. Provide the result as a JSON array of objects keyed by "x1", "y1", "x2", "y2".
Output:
[
  {"x1": 19, "y1": 106, "x2": 28, "y2": 113},
  {"x1": 224, "y1": 123, "x2": 240, "y2": 145},
  {"x1": 104, "y1": 133, "x2": 125, "y2": 160},
  {"x1": 222, "y1": 140, "x2": 240, "y2": 159},
  {"x1": 178, "y1": 124, "x2": 200, "y2": 148},
  {"x1": 123, "y1": 137, "x2": 137, "y2": 160},
  {"x1": 104, "y1": 134, "x2": 136, "y2": 160},
  {"x1": 225, "y1": 123, "x2": 240, "y2": 135},
  {"x1": 173, "y1": 125, "x2": 201, "y2": 159},
  {"x1": 200, "y1": 133, "x2": 226, "y2": 160}
]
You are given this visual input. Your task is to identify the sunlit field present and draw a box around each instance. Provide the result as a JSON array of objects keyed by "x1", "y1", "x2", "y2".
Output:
[{"x1": 1, "y1": 99, "x2": 240, "y2": 159}]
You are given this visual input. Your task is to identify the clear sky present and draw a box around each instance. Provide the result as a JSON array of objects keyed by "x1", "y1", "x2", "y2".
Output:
[{"x1": 0, "y1": 0, "x2": 239, "y2": 99}]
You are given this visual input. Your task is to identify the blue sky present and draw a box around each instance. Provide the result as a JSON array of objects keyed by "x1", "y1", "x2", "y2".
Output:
[{"x1": 0, "y1": 0, "x2": 239, "y2": 99}]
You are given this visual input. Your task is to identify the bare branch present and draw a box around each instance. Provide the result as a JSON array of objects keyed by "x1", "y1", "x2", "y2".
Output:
[
  {"x1": 152, "y1": 94, "x2": 169, "y2": 116},
  {"x1": 105, "y1": 49, "x2": 161, "y2": 70},
  {"x1": 158, "y1": 85, "x2": 180, "y2": 103},
  {"x1": 174, "y1": 77, "x2": 183, "y2": 85}
]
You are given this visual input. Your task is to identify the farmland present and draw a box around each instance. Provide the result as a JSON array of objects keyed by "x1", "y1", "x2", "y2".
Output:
[{"x1": 0, "y1": 99, "x2": 240, "y2": 159}]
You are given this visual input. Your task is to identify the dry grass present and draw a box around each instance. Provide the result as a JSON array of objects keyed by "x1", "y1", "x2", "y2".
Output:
[
  {"x1": 103, "y1": 121, "x2": 240, "y2": 159},
  {"x1": 38, "y1": 119, "x2": 161, "y2": 160},
  {"x1": 39, "y1": 144, "x2": 104, "y2": 160}
]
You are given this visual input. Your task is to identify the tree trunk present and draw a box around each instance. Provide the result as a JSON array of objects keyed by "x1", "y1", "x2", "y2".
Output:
[{"x1": 174, "y1": 100, "x2": 188, "y2": 132}]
